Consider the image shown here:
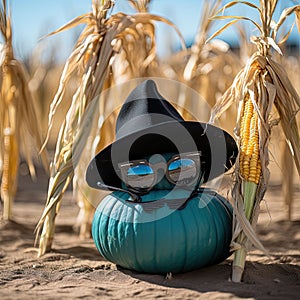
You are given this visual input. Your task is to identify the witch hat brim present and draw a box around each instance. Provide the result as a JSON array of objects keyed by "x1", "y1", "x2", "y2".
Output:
[{"x1": 86, "y1": 80, "x2": 238, "y2": 190}]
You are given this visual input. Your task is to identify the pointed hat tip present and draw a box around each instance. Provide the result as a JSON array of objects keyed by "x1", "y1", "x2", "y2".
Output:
[
  {"x1": 140, "y1": 79, "x2": 160, "y2": 94},
  {"x1": 129, "y1": 79, "x2": 163, "y2": 101},
  {"x1": 142, "y1": 79, "x2": 156, "y2": 87}
]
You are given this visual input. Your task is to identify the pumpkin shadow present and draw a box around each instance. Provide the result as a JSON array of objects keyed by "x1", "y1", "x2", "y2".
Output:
[{"x1": 118, "y1": 258, "x2": 300, "y2": 299}]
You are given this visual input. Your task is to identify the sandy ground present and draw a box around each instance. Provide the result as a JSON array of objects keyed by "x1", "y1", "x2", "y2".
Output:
[{"x1": 0, "y1": 165, "x2": 299, "y2": 300}]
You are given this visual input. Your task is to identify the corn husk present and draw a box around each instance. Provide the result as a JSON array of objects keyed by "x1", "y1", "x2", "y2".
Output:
[
  {"x1": 0, "y1": 0, "x2": 48, "y2": 220},
  {"x1": 209, "y1": 0, "x2": 300, "y2": 282}
]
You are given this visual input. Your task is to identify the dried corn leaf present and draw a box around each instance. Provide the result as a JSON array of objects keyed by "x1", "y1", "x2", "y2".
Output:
[
  {"x1": 275, "y1": 5, "x2": 300, "y2": 35},
  {"x1": 205, "y1": 19, "x2": 240, "y2": 45},
  {"x1": 215, "y1": 0, "x2": 260, "y2": 15},
  {"x1": 211, "y1": 15, "x2": 262, "y2": 33}
]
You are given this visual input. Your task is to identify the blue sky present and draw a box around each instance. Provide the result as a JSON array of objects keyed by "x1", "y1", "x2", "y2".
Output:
[{"x1": 6, "y1": 0, "x2": 300, "y2": 61}]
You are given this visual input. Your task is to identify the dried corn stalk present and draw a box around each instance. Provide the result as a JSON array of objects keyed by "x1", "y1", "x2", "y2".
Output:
[
  {"x1": 167, "y1": 0, "x2": 240, "y2": 128},
  {"x1": 209, "y1": 0, "x2": 300, "y2": 282},
  {"x1": 183, "y1": 0, "x2": 223, "y2": 84},
  {"x1": 280, "y1": 54, "x2": 300, "y2": 220},
  {"x1": 0, "y1": 0, "x2": 48, "y2": 220},
  {"x1": 35, "y1": 0, "x2": 185, "y2": 256},
  {"x1": 179, "y1": 0, "x2": 223, "y2": 119},
  {"x1": 73, "y1": 0, "x2": 178, "y2": 239}
]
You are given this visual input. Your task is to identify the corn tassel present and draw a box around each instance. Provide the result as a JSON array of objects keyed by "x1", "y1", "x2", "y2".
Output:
[{"x1": 232, "y1": 92, "x2": 261, "y2": 282}]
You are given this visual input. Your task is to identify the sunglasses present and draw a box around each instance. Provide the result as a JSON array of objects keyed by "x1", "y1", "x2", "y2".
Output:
[{"x1": 118, "y1": 152, "x2": 204, "y2": 195}]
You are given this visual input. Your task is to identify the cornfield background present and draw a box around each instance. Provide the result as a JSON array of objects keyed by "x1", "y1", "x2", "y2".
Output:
[{"x1": 1, "y1": 0, "x2": 300, "y2": 288}]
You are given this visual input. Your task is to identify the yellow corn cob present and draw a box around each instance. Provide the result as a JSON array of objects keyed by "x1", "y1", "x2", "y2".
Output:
[
  {"x1": 239, "y1": 93, "x2": 261, "y2": 184},
  {"x1": 232, "y1": 91, "x2": 262, "y2": 282}
]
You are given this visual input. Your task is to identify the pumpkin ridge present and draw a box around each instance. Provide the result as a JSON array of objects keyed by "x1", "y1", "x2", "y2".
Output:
[
  {"x1": 91, "y1": 205, "x2": 101, "y2": 254},
  {"x1": 215, "y1": 196, "x2": 233, "y2": 220},
  {"x1": 207, "y1": 197, "x2": 222, "y2": 265},
  {"x1": 185, "y1": 198, "x2": 201, "y2": 271},
  {"x1": 201, "y1": 194, "x2": 217, "y2": 266},
  {"x1": 153, "y1": 210, "x2": 159, "y2": 272},
  {"x1": 93, "y1": 197, "x2": 108, "y2": 256},
  {"x1": 117, "y1": 200, "x2": 134, "y2": 269},
  {"x1": 210, "y1": 195, "x2": 232, "y2": 264},
  {"x1": 92, "y1": 197, "x2": 110, "y2": 260},
  {"x1": 214, "y1": 196, "x2": 233, "y2": 257},
  {"x1": 130, "y1": 210, "x2": 143, "y2": 272},
  {"x1": 103, "y1": 196, "x2": 121, "y2": 264},
  {"x1": 178, "y1": 206, "x2": 188, "y2": 272}
]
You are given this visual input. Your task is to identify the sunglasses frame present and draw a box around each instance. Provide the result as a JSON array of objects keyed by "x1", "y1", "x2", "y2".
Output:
[{"x1": 118, "y1": 151, "x2": 204, "y2": 194}]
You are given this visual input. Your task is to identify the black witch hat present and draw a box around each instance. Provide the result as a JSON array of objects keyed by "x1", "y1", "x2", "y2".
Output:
[{"x1": 86, "y1": 80, "x2": 238, "y2": 190}]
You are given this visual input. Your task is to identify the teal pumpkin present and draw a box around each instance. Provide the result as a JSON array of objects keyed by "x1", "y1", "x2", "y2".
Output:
[{"x1": 92, "y1": 188, "x2": 233, "y2": 274}]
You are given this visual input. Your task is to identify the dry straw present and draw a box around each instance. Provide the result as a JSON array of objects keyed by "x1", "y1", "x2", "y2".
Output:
[
  {"x1": 0, "y1": 0, "x2": 48, "y2": 220},
  {"x1": 35, "y1": 0, "x2": 185, "y2": 256},
  {"x1": 208, "y1": 0, "x2": 300, "y2": 282},
  {"x1": 168, "y1": 0, "x2": 240, "y2": 130}
]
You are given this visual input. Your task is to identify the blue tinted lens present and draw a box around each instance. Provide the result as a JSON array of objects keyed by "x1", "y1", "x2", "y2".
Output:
[
  {"x1": 168, "y1": 158, "x2": 197, "y2": 185},
  {"x1": 127, "y1": 164, "x2": 153, "y2": 176},
  {"x1": 126, "y1": 164, "x2": 155, "y2": 189}
]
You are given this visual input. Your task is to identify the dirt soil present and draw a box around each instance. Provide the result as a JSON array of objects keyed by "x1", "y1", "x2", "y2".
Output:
[{"x1": 0, "y1": 166, "x2": 299, "y2": 300}]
